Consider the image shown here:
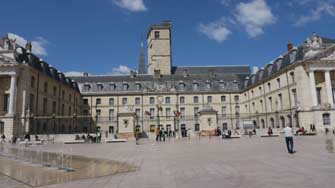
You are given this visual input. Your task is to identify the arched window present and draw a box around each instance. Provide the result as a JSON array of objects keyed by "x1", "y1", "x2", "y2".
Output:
[
  {"x1": 323, "y1": 113, "x2": 331, "y2": 125},
  {"x1": 270, "y1": 118, "x2": 275, "y2": 128},
  {"x1": 261, "y1": 119, "x2": 265, "y2": 129},
  {"x1": 280, "y1": 116, "x2": 285, "y2": 128}
]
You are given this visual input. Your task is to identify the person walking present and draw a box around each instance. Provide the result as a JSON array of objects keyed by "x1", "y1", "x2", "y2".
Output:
[{"x1": 284, "y1": 125, "x2": 295, "y2": 154}]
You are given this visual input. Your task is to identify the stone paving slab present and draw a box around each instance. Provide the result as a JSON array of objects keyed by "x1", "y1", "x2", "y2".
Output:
[{"x1": 1, "y1": 135, "x2": 335, "y2": 188}]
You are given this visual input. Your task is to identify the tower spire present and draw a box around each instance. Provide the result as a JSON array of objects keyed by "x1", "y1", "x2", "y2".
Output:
[{"x1": 138, "y1": 40, "x2": 146, "y2": 74}]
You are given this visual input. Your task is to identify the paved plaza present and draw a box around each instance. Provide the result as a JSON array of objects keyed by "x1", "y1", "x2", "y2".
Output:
[{"x1": 1, "y1": 135, "x2": 335, "y2": 188}]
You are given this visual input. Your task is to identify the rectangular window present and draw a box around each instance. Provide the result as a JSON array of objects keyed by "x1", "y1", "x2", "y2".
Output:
[
  {"x1": 195, "y1": 123, "x2": 200, "y2": 131},
  {"x1": 193, "y1": 96, "x2": 199, "y2": 103},
  {"x1": 150, "y1": 108, "x2": 155, "y2": 119},
  {"x1": 109, "y1": 98, "x2": 114, "y2": 105},
  {"x1": 221, "y1": 106, "x2": 226, "y2": 117},
  {"x1": 165, "y1": 97, "x2": 170, "y2": 104},
  {"x1": 52, "y1": 101, "x2": 57, "y2": 114},
  {"x1": 96, "y1": 98, "x2": 101, "y2": 105},
  {"x1": 166, "y1": 108, "x2": 171, "y2": 119},
  {"x1": 31, "y1": 76, "x2": 36, "y2": 88},
  {"x1": 180, "y1": 107, "x2": 185, "y2": 119},
  {"x1": 109, "y1": 109, "x2": 114, "y2": 121},
  {"x1": 61, "y1": 104, "x2": 65, "y2": 116},
  {"x1": 154, "y1": 31, "x2": 160, "y2": 39},
  {"x1": 43, "y1": 98, "x2": 48, "y2": 114},
  {"x1": 194, "y1": 107, "x2": 199, "y2": 117},
  {"x1": 96, "y1": 109, "x2": 101, "y2": 120},
  {"x1": 29, "y1": 94, "x2": 34, "y2": 112},
  {"x1": 44, "y1": 82, "x2": 48, "y2": 93},
  {"x1": 83, "y1": 99, "x2": 88, "y2": 105},
  {"x1": 316, "y1": 87, "x2": 322, "y2": 105},
  {"x1": 53, "y1": 86, "x2": 57, "y2": 96},
  {"x1": 234, "y1": 95, "x2": 239, "y2": 102},
  {"x1": 221, "y1": 95, "x2": 226, "y2": 102},
  {"x1": 150, "y1": 97, "x2": 155, "y2": 104},
  {"x1": 135, "y1": 97, "x2": 141, "y2": 105},
  {"x1": 207, "y1": 96, "x2": 212, "y2": 104},
  {"x1": 278, "y1": 94, "x2": 283, "y2": 110},
  {"x1": 122, "y1": 98, "x2": 127, "y2": 105},
  {"x1": 180, "y1": 96, "x2": 185, "y2": 104},
  {"x1": 277, "y1": 78, "x2": 281, "y2": 88},
  {"x1": 292, "y1": 89, "x2": 297, "y2": 106},
  {"x1": 135, "y1": 108, "x2": 140, "y2": 116},
  {"x1": 3, "y1": 94, "x2": 9, "y2": 111}
]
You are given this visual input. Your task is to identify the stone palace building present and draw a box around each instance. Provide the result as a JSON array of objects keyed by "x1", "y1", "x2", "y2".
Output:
[
  {"x1": 0, "y1": 37, "x2": 92, "y2": 138},
  {"x1": 1, "y1": 21, "x2": 335, "y2": 138}
]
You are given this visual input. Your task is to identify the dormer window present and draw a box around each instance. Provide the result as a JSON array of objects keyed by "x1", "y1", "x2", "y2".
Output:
[
  {"x1": 97, "y1": 84, "x2": 103, "y2": 91},
  {"x1": 123, "y1": 83, "x2": 129, "y2": 91},
  {"x1": 154, "y1": 31, "x2": 160, "y2": 39},
  {"x1": 193, "y1": 83, "x2": 199, "y2": 90},
  {"x1": 135, "y1": 83, "x2": 141, "y2": 91},
  {"x1": 179, "y1": 82, "x2": 186, "y2": 90},
  {"x1": 110, "y1": 84, "x2": 116, "y2": 91},
  {"x1": 83, "y1": 84, "x2": 91, "y2": 91},
  {"x1": 219, "y1": 82, "x2": 225, "y2": 89},
  {"x1": 206, "y1": 82, "x2": 211, "y2": 89}
]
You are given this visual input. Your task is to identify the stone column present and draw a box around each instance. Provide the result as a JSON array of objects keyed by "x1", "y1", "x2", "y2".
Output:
[
  {"x1": 7, "y1": 75, "x2": 17, "y2": 116},
  {"x1": 309, "y1": 71, "x2": 318, "y2": 106},
  {"x1": 324, "y1": 70, "x2": 334, "y2": 106}
]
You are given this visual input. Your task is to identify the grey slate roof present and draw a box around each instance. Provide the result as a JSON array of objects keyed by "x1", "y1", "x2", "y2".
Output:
[{"x1": 11, "y1": 44, "x2": 80, "y2": 91}]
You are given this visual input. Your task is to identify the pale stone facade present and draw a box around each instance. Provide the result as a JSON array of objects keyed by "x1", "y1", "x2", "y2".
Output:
[
  {"x1": 2, "y1": 22, "x2": 335, "y2": 140},
  {"x1": 72, "y1": 23, "x2": 335, "y2": 139},
  {"x1": 0, "y1": 36, "x2": 92, "y2": 139}
]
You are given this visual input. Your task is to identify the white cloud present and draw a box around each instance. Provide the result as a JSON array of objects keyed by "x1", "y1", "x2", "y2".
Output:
[
  {"x1": 64, "y1": 71, "x2": 86, "y2": 77},
  {"x1": 113, "y1": 0, "x2": 147, "y2": 12},
  {"x1": 235, "y1": 0, "x2": 275, "y2": 37},
  {"x1": 7, "y1": 33, "x2": 48, "y2": 56},
  {"x1": 198, "y1": 19, "x2": 231, "y2": 43},
  {"x1": 295, "y1": 2, "x2": 335, "y2": 26},
  {"x1": 111, "y1": 65, "x2": 131, "y2": 75}
]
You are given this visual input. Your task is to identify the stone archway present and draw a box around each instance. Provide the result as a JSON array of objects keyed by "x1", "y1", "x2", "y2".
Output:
[
  {"x1": 280, "y1": 116, "x2": 285, "y2": 128},
  {"x1": 261, "y1": 119, "x2": 265, "y2": 129},
  {"x1": 270, "y1": 118, "x2": 275, "y2": 128}
]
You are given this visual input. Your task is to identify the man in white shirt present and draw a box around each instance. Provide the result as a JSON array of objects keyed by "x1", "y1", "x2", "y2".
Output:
[{"x1": 284, "y1": 125, "x2": 294, "y2": 154}]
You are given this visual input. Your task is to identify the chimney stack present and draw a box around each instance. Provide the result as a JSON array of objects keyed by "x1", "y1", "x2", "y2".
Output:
[{"x1": 287, "y1": 42, "x2": 293, "y2": 51}]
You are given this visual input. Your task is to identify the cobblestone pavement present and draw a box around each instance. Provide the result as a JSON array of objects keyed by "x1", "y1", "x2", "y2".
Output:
[{"x1": 1, "y1": 135, "x2": 335, "y2": 188}]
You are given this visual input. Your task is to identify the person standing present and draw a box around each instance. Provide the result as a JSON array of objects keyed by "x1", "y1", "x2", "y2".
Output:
[{"x1": 284, "y1": 125, "x2": 295, "y2": 154}]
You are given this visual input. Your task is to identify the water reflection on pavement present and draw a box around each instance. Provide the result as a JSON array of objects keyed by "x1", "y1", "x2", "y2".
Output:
[{"x1": 0, "y1": 145, "x2": 137, "y2": 187}]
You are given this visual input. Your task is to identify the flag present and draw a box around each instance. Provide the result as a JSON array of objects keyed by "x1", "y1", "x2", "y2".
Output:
[
  {"x1": 174, "y1": 111, "x2": 181, "y2": 117},
  {"x1": 145, "y1": 111, "x2": 151, "y2": 116}
]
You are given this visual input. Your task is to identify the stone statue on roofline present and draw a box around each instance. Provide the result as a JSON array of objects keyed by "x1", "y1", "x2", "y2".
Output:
[
  {"x1": 26, "y1": 41, "x2": 32, "y2": 52},
  {"x1": 305, "y1": 32, "x2": 323, "y2": 49}
]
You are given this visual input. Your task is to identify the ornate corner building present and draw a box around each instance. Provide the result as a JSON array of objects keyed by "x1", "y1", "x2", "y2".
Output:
[
  {"x1": 1, "y1": 21, "x2": 335, "y2": 139},
  {"x1": 0, "y1": 36, "x2": 93, "y2": 138}
]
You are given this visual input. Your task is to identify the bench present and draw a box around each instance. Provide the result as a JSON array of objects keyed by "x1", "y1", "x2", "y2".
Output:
[
  {"x1": 106, "y1": 139, "x2": 128, "y2": 143},
  {"x1": 261, "y1": 134, "x2": 280, "y2": 137},
  {"x1": 223, "y1": 135, "x2": 241, "y2": 139},
  {"x1": 295, "y1": 132, "x2": 317, "y2": 136},
  {"x1": 63, "y1": 140, "x2": 85, "y2": 144}
]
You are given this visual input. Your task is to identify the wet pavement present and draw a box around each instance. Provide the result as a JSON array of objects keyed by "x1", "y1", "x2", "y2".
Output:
[
  {"x1": 0, "y1": 146, "x2": 136, "y2": 187},
  {"x1": 1, "y1": 135, "x2": 335, "y2": 188}
]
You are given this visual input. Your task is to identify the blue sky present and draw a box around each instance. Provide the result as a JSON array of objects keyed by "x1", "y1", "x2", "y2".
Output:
[{"x1": 1, "y1": 0, "x2": 335, "y2": 75}]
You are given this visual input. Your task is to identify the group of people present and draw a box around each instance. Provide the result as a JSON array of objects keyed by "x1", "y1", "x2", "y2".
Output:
[
  {"x1": 156, "y1": 128, "x2": 175, "y2": 142},
  {"x1": 74, "y1": 133, "x2": 103, "y2": 143}
]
